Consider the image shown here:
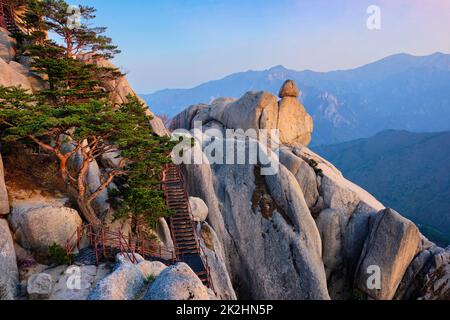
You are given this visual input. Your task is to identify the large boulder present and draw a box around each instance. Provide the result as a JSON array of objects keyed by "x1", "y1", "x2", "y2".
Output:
[
  {"x1": 189, "y1": 197, "x2": 208, "y2": 222},
  {"x1": 9, "y1": 206, "x2": 82, "y2": 255},
  {"x1": 0, "y1": 155, "x2": 9, "y2": 215},
  {"x1": 210, "y1": 91, "x2": 279, "y2": 132},
  {"x1": 48, "y1": 264, "x2": 111, "y2": 300},
  {"x1": 355, "y1": 208, "x2": 421, "y2": 300},
  {"x1": 87, "y1": 263, "x2": 145, "y2": 300},
  {"x1": 144, "y1": 263, "x2": 209, "y2": 300},
  {"x1": 279, "y1": 80, "x2": 300, "y2": 98},
  {"x1": 169, "y1": 104, "x2": 209, "y2": 131},
  {"x1": 0, "y1": 219, "x2": 19, "y2": 300},
  {"x1": 87, "y1": 254, "x2": 154, "y2": 301},
  {"x1": 27, "y1": 273, "x2": 53, "y2": 300},
  {"x1": 278, "y1": 96, "x2": 313, "y2": 146},
  {"x1": 155, "y1": 217, "x2": 175, "y2": 252}
]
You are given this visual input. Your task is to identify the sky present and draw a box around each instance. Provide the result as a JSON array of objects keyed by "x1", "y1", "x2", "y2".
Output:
[{"x1": 69, "y1": 0, "x2": 450, "y2": 93}]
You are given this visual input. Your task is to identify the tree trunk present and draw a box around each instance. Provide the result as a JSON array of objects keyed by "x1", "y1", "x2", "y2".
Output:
[
  {"x1": 68, "y1": 186, "x2": 102, "y2": 226},
  {"x1": 76, "y1": 196, "x2": 103, "y2": 227}
]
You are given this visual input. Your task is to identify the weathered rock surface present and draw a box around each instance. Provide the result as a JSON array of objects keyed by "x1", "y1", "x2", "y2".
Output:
[
  {"x1": 48, "y1": 264, "x2": 111, "y2": 300},
  {"x1": 169, "y1": 103, "x2": 209, "y2": 131},
  {"x1": 279, "y1": 80, "x2": 300, "y2": 98},
  {"x1": 27, "y1": 273, "x2": 53, "y2": 300},
  {"x1": 183, "y1": 150, "x2": 330, "y2": 300},
  {"x1": 144, "y1": 263, "x2": 209, "y2": 300},
  {"x1": 0, "y1": 57, "x2": 33, "y2": 90},
  {"x1": 278, "y1": 97, "x2": 313, "y2": 146},
  {"x1": 418, "y1": 248, "x2": 450, "y2": 300},
  {"x1": 0, "y1": 30, "x2": 44, "y2": 92},
  {"x1": 0, "y1": 29, "x2": 16, "y2": 62},
  {"x1": 277, "y1": 146, "x2": 384, "y2": 299},
  {"x1": 355, "y1": 208, "x2": 421, "y2": 300},
  {"x1": 0, "y1": 219, "x2": 19, "y2": 300},
  {"x1": 279, "y1": 148, "x2": 319, "y2": 208},
  {"x1": 100, "y1": 150, "x2": 123, "y2": 169},
  {"x1": 0, "y1": 155, "x2": 9, "y2": 215},
  {"x1": 156, "y1": 217, "x2": 175, "y2": 252},
  {"x1": 137, "y1": 261, "x2": 167, "y2": 279},
  {"x1": 211, "y1": 91, "x2": 279, "y2": 133},
  {"x1": 88, "y1": 256, "x2": 147, "y2": 300},
  {"x1": 170, "y1": 81, "x2": 314, "y2": 147},
  {"x1": 9, "y1": 206, "x2": 82, "y2": 255},
  {"x1": 196, "y1": 222, "x2": 237, "y2": 300},
  {"x1": 189, "y1": 197, "x2": 208, "y2": 222}
]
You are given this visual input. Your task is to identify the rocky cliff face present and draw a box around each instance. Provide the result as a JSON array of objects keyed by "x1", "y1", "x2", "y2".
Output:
[{"x1": 170, "y1": 80, "x2": 450, "y2": 300}]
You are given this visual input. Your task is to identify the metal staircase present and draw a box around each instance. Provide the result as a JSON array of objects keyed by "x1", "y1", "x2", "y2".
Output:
[
  {"x1": 162, "y1": 163, "x2": 214, "y2": 290},
  {"x1": 0, "y1": 0, "x2": 20, "y2": 34}
]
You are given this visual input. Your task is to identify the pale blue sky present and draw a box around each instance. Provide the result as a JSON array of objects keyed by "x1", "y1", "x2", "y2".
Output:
[{"x1": 70, "y1": 0, "x2": 450, "y2": 93}]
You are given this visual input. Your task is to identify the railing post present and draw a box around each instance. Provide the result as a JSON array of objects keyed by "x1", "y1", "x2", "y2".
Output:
[{"x1": 101, "y1": 227, "x2": 106, "y2": 258}]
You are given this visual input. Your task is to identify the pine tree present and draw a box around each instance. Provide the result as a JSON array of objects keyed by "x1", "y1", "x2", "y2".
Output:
[
  {"x1": 0, "y1": 87, "x2": 174, "y2": 226},
  {"x1": 20, "y1": 0, "x2": 122, "y2": 105},
  {"x1": 0, "y1": 0, "x2": 175, "y2": 228}
]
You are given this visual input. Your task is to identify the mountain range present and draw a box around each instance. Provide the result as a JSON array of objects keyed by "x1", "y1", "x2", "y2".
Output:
[
  {"x1": 314, "y1": 130, "x2": 450, "y2": 247},
  {"x1": 142, "y1": 52, "x2": 450, "y2": 146}
]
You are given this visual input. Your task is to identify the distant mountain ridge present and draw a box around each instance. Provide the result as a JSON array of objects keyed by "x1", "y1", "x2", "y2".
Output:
[
  {"x1": 314, "y1": 130, "x2": 450, "y2": 247},
  {"x1": 142, "y1": 52, "x2": 450, "y2": 145}
]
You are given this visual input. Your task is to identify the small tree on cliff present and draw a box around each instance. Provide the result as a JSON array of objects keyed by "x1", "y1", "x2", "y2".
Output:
[
  {"x1": 20, "y1": 0, "x2": 121, "y2": 105},
  {"x1": 0, "y1": 87, "x2": 173, "y2": 226}
]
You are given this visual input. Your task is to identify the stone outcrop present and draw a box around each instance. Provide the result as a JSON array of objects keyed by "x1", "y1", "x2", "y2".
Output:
[
  {"x1": 170, "y1": 80, "x2": 314, "y2": 147},
  {"x1": 169, "y1": 103, "x2": 209, "y2": 131},
  {"x1": 279, "y1": 148, "x2": 319, "y2": 209},
  {"x1": 211, "y1": 91, "x2": 279, "y2": 133},
  {"x1": 189, "y1": 197, "x2": 208, "y2": 222},
  {"x1": 277, "y1": 80, "x2": 313, "y2": 146},
  {"x1": 9, "y1": 206, "x2": 83, "y2": 255},
  {"x1": 0, "y1": 30, "x2": 44, "y2": 92},
  {"x1": 156, "y1": 217, "x2": 175, "y2": 252},
  {"x1": 278, "y1": 79, "x2": 299, "y2": 98},
  {"x1": 355, "y1": 209, "x2": 421, "y2": 300},
  {"x1": 196, "y1": 222, "x2": 237, "y2": 300},
  {"x1": 417, "y1": 248, "x2": 450, "y2": 300},
  {"x1": 88, "y1": 254, "x2": 150, "y2": 300},
  {"x1": 48, "y1": 264, "x2": 111, "y2": 300},
  {"x1": 182, "y1": 140, "x2": 330, "y2": 300},
  {"x1": 144, "y1": 263, "x2": 209, "y2": 300},
  {"x1": 27, "y1": 273, "x2": 53, "y2": 300},
  {"x1": 0, "y1": 219, "x2": 19, "y2": 300}
]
